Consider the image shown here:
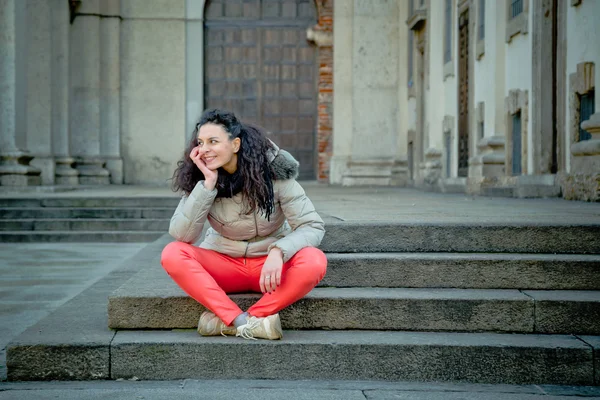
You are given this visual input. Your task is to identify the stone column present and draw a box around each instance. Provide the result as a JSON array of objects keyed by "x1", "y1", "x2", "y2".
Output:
[
  {"x1": 100, "y1": 0, "x2": 123, "y2": 184},
  {"x1": 341, "y1": 0, "x2": 400, "y2": 185},
  {"x1": 51, "y1": 0, "x2": 77, "y2": 185},
  {"x1": 186, "y1": 0, "x2": 205, "y2": 143},
  {"x1": 24, "y1": 0, "x2": 54, "y2": 185},
  {"x1": 467, "y1": 0, "x2": 508, "y2": 195},
  {"x1": 329, "y1": 0, "x2": 353, "y2": 184},
  {"x1": 0, "y1": 0, "x2": 41, "y2": 186},
  {"x1": 70, "y1": 0, "x2": 110, "y2": 185}
]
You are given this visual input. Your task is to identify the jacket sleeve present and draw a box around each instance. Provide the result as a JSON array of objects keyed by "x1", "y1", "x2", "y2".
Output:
[
  {"x1": 267, "y1": 179, "x2": 325, "y2": 262},
  {"x1": 168, "y1": 181, "x2": 217, "y2": 244}
]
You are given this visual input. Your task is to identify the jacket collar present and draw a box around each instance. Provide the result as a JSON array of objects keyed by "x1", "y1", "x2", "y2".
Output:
[{"x1": 267, "y1": 140, "x2": 299, "y2": 180}]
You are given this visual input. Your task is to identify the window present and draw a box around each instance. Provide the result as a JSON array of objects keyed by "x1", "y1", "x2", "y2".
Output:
[
  {"x1": 409, "y1": 0, "x2": 414, "y2": 15},
  {"x1": 444, "y1": 0, "x2": 452, "y2": 64},
  {"x1": 445, "y1": 132, "x2": 452, "y2": 178},
  {"x1": 510, "y1": 0, "x2": 523, "y2": 18},
  {"x1": 479, "y1": 121, "x2": 485, "y2": 140},
  {"x1": 505, "y1": 0, "x2": 528, "y2": 43},
  {"x1": 512, "y1": 112, "x2": 522, "y2": 175},
  {"x1": 579, "y1": 90, "x2": 595, "y2": 141},
  {"x1": 408, "y1": 31, "x2": 414, "y2": 87},
  {"x1": 478, "y1": 0, "x2": 485, "y2": 40}
]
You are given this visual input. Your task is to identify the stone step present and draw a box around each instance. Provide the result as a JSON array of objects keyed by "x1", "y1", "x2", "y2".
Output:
[
  {"x1": 109, "y1": 272, "x2": 600, "y2": 334},
  {"x1": 323, "y1": 253, "x2": 600, "y2": 290},
  {"x1": 0, "y1": 231, "x2": 164, "y2": 242},
  {"x1": 0, "y1": 218, "x2": 169, "y2": 231},
  {"x1": 7, "y1": 235, "x2": 599, "y2": 385},
  {"x1": 320, "y1": 222, "x2": 600, "y2": 254},
  {"x1": 0, "y1": 197, "x2": 179, "y2": 208},
  {"x1": 108, "y1": 330, "x2": 595, "y2": 384},
  {"x1": 0, "y1": 207, "x2": 174, "y2": 219},
  {"x1": 1, "y1": 209, "x2": 597, "y2": 253}
]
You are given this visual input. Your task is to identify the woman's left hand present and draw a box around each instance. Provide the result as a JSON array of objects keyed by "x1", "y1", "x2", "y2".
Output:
[{"x1": 260, "y1": 248, "x2": 283, "y2": 294}]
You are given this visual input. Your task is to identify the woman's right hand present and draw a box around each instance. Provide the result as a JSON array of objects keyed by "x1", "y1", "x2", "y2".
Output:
[{"x1": 190, "y1": 146, "x2": 218, "y2": 190}]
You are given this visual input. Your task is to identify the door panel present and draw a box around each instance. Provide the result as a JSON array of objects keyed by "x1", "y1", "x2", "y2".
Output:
[{"x1": 204, "y1": 0, "x2": 318, "y2": 179}]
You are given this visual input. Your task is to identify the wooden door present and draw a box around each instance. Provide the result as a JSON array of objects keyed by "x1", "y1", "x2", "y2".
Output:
[
  {"x1": 204, "y1": 0, "x2": 318, "y2": 179},
  {"x1": 457, "y1": 11, "x2": 470, "y2": 177}
]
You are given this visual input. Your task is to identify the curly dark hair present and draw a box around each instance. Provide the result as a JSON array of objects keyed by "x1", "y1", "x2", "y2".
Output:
[{"x1": 171, "y1": 109, "x2": 276, "y2": 219}]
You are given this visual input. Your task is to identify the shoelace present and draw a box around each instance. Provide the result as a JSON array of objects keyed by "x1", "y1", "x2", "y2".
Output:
[{"x1": 236, "y1": 317, "x2": 261, "y2": 340}]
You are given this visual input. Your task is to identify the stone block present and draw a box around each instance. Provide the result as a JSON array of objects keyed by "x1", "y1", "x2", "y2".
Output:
[
  {"x1": 523, "y1": 290, "x2": 600, "y2": 335},
  {"x1": 120, "y1": 0, "x2": 185, "y2": 19},
  {"x1": 579, "y1": 336, "x2": 600, "y2": 385}
]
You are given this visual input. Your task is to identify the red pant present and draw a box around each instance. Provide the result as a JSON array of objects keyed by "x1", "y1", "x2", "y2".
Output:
[{"x1": 161, "y1": 242, "x2": 327, "y2": 326}]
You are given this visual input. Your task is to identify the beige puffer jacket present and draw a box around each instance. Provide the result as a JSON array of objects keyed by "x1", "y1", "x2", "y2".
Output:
[{"x1": 168, "y1": 145, "x2": 325, "y2": 263}]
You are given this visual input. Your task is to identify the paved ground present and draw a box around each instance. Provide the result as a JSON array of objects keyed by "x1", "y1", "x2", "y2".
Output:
[
  {"x1": 0, "y1": 185, "x2": 599, "y2": 397},
  {"x1": 0, "y1": 243, "x2": 146, "y2": 381},
  {"x1": 2, "y1": 379, "x2": 600, "y2": 399},
  {"x1": 2, "y1": 183, "x2": 599, "y2": 223}
]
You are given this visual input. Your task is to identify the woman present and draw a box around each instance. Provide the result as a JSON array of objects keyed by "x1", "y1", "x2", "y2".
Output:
[{"x1": 161, "y1": 109, "x2": 327, "y2": 341}]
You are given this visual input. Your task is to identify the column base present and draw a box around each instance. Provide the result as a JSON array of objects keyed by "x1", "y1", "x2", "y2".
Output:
[
  {"x1": 55, "y1": 157, "x2": 79, "y2": 186},
  {"x1": 0, "y1": 151, "x2": 42, "y2": 187},
  {"x1": 390, "y1": 159, "x2": 409, "y2": 187},
  {"x1": 414, "y1": 148, "x2": 442, "y2": 191},
  {"x1": 30, "y1": 156, "x2": 56, "y2": 185},
  {"x1": 74, "y1": 157, "x2": 111, "y2": 185},
  {"x1": 564, "y1": 112, "x2": 600, "y2": 201},
  {"x1": 560, "y1": 173, "x2": 599, "y2": 202},
  {"x1": 467, "y1": 136, "x2": 507, "y2": 196},
  {"x1": 104, "y1": 156, "x2": 124, "y2": 184},
  {"x1": 341, "y1": 159, "x2": 396, "y2": 186}
]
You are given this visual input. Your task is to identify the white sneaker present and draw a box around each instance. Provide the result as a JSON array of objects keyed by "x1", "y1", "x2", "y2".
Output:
[
  {"x1": 197, "y1": 311, "x2": 237, "y2": 337},
  {"x1": 236, "y1": 314, "x2": 283, "y2": 340}
]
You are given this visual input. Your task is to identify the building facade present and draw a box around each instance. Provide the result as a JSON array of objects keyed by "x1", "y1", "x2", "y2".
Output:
[{"x1": 1, "y1": 0, "x2": 599, "y2": 201}]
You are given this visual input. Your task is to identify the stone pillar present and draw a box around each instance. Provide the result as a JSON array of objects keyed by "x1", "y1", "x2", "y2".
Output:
[
  {"x1": 70, "y1": 0, "x2": 110, "y2": 185},
  {"x1": 340, "y1": 0, "x2": 400, "y2": 186},
  {"x1": 564, "y1": 112, "x2": 600, "y2": 201},
  {"x1": 100, "y1": 0, "x2": 123, "y2": 184},
  {"x1": 0, "y1": 0, "x2": 41, "y2": 186},
  {"x1": 186, "y1": 0, "x2": 205, "y2": 143},
  {"x1": 330, "y1": 0, "x2": 353, "y2": 184},
  {"x1": 51, "y1": 0, "x2": 77, "y2": 185},
  {"x1": 24, "y1": 0, "x2": 54, "y2": 185}
]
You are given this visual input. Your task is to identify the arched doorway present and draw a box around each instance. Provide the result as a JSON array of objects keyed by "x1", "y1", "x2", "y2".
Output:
[{"x1": 204, "y1": 0, "x2": 318, "y2": 179}]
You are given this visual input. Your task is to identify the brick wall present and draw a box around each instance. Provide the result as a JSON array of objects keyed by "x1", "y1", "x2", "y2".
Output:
[{"x1": 314, "y1": 0, "x2": 333, "y2": 182}]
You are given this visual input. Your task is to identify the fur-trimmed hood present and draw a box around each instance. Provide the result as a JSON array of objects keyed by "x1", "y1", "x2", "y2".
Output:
[{"x1": 267, "y1": 140, "x2": 300, "y2": 180}]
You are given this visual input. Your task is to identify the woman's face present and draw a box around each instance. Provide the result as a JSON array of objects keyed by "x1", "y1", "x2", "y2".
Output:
[{"x1": 196, "y1": 123, "x2": 241, "y2": 173}]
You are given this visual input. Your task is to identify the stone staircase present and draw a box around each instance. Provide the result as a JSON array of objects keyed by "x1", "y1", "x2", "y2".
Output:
[
  {"x1": 0, "y1": 197, "x2": 177, "y2": 242},
  {"x1": 6, "y1": 197, "x2": 600, "y2": 385}
]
